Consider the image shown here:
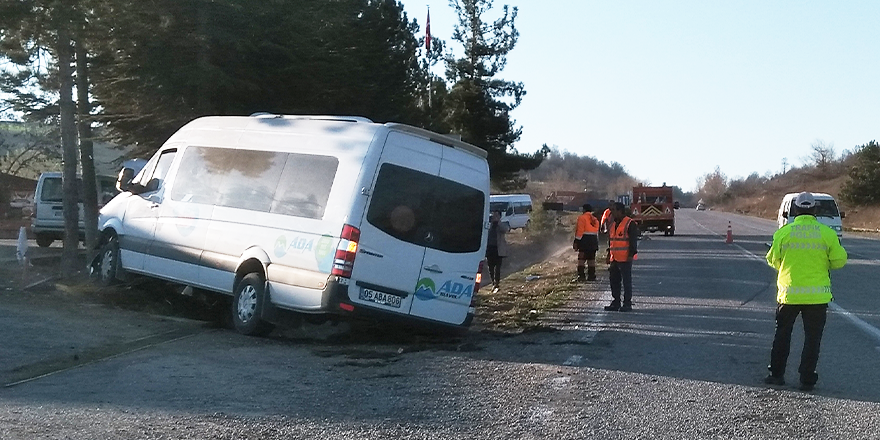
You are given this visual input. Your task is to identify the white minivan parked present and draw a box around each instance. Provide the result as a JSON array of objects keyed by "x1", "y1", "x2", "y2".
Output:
[
  {"x1": 31, "y1": 172, "x2": 119, "y2": 247},
  {"x1": 95, "y1": 114, "x2": 490, "y2": 335},
  {"x1": 489, "y1": 194, "x2": 532, "y2": 229},
  {"x1": 777, "y1": 192, "x2": 845, "y2": 238}
]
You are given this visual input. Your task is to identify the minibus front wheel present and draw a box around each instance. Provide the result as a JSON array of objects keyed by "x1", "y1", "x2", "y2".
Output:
[
  {"x1": 96, "y1": 233, "x2": 120, "y2": 286},
  {"x1": 232, "y1": 273, "x2": 275, "y2": 336}
]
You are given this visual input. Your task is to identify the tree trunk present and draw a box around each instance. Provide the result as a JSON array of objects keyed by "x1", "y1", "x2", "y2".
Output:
[
  {"x1": 76, "y1": 40, "x2": 99, "y2": 266},
  {"x1": 58, "y1": 21, "x2": 80, "y2": 277}
]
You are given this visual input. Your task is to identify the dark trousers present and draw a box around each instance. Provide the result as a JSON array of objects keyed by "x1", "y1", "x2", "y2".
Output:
[
  {"x1": 486, "y1": 246, "x2": 503, "y2": 286},
  {"x1": 769, "y1": 303, "x2": 828, "y2": 384},
  {"x1": 609, "y1": 260, "x2": 633, "y2": 305}
]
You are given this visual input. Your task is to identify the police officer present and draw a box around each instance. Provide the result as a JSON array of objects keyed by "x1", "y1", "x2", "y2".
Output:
[
  {"x1": 764, "y1": 191, "x2": 847, "y2": 391},
  {"x1": 573, "y1": 204, "x2": 600, "y2": 282},
  {"x1": 605, "y1": 202, "x2": 639, "y2": 311}
]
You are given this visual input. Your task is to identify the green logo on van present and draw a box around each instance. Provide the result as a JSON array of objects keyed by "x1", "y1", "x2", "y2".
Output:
[
  {"x1": 414, "y1": 277, "x2": 473, "y2": 301},
  {"x1": 414, "y1": 278, "x2": 437, "y2": 301}
]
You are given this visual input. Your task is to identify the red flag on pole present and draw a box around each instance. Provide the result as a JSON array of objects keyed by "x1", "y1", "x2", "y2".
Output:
[{"x1": 425, "y1": 10, "x2": 431, "y2": 51}]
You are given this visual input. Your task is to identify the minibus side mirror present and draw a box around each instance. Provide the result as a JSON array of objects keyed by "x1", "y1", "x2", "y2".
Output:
[
  {"x1": 840, "y1": 211, "x2": 846, "y2": 219},
  {"x1": 117, "y1": 167, "x2": 135, "y2": 192}
]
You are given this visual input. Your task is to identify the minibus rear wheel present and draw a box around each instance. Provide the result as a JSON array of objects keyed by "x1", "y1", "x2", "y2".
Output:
[{"x1": 232, "y1": 273, "x2": 275, "y2": 336}]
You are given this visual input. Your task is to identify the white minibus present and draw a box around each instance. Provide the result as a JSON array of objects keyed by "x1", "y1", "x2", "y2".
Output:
[
  {"x1": 95, "y1": 115, "x2": 490, "y2": 335},
  {"x1": 489, "y1": 194, "x2": 532, "y2": 229}
]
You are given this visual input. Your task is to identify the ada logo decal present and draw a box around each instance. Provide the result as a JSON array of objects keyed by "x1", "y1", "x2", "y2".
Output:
[
  {"x1": 414, "y1": 278, "x2": 437, "y2": 301},
  {"x1": 274, "y1": 236, "x2": 316, "y2": 258},
  {"x1": 414, "y1": 277, "x2": 473, "y2": 301}
]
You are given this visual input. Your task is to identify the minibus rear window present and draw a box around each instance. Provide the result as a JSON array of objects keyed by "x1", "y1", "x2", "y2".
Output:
[{"x1": 367, "y1": 163, "x2": 485, "y2": 254}]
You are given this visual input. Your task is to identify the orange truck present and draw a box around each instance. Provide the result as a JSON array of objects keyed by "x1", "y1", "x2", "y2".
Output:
[{"x1": 630, "y1": 184, "x2": 677, "y2": 236}]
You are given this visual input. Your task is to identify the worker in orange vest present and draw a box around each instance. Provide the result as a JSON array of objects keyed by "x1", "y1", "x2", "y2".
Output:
[
  {"x1": 605, "y1": 202, "x2": 640, "y2": 311},
  {"x1": 573, "y1": 204, "x2": 601, "y2": 281},
  {"x1": 600, "y1": 199, "x2": 614, "y2": 234}
]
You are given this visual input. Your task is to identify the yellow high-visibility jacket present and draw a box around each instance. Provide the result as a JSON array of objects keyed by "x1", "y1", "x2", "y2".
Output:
[{"x1": 766, "y1": 214, "x2": 847, "y2": 304}]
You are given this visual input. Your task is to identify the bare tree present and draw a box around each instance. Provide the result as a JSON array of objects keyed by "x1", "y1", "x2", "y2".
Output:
[
  {"x1": 809, "y1": 139, "x2": 836, "y2": 171},
  {"x1": 696, "y1": 166, "x2": 728, "y2": 204}
]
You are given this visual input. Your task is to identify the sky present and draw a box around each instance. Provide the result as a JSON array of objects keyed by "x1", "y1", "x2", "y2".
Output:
[{"x1": 398, "y1": 0, "x2": 880, "y2": 191}]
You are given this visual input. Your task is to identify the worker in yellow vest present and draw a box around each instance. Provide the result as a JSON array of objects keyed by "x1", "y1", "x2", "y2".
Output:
[
  {"x1": 573, "y1": 204, "x2": 601, "y2": 281},
  {"x1": 604, "y1": 202, "x2": 640, "y2": 311},
  {"x1": 764, "y1": 191, "x2": 847, "y2": 391}
]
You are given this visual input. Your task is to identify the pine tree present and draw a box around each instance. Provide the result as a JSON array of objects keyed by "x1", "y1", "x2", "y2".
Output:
[
  {"x1": 840, "y1": 140, "x2": 880, "y2": 206},
  {"x1": 444, "y1": 0, "x2": 546, "y2": 189},
  {"x1": 0, "y1": 0, "x2": 101, "y2": 276}
]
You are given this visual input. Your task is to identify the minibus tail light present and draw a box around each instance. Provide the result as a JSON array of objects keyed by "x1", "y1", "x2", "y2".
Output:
[
  {"x1": 332, "y1": 224, "x2": 360, "y2": 278},
  {"x1": 474, "y1": 260, "x2": 484, "y2": 293}
]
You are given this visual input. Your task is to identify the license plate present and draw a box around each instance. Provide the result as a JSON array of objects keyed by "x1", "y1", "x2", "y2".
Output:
[{"x1": 359, "y1": 288, "x2": 402, "y2": 309}]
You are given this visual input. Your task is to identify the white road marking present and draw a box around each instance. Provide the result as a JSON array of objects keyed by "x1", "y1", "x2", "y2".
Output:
[
  {"x1": 715, "y1": 224, "x2": 880, "y2": 350},
  {"x1": 829, "y1": 302, "x2": 880, "y2": 345}
]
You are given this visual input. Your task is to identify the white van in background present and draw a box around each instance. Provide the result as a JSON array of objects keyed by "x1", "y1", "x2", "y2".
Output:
[
  {"x1": 95, "y1": 114, "x2": 490, "y2": 335},
  {"x1": 777, "y1": 192, "x2": 845, "y2": 238},
  {"x1": 489, "y1": 194, "x2": 532, "y2": 229},
  {"x1": 31, "y1": 172, "x2": 119, "y2": 247}
]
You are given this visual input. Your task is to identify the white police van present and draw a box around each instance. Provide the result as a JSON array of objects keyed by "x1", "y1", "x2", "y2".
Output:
[
  {"x1": 777, "y1": 192, "x2": 845, "y2": 238},
  {"x1": 95, "y1": 114, "x2": 490, "y2": 335}
]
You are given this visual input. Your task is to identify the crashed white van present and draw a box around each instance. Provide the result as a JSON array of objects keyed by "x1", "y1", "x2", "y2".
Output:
[
  {"x1": 777, "y1": 192, "x2": 845, "y2": 238},
  {"x1": 95, "y1": 114, "x2": 490, "y2": 335}
]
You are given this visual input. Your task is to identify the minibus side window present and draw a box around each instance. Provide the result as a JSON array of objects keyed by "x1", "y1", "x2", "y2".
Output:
[
  {"x1": 271, "y1": 153, "x2": 338, "y2": 219},
  {"x1": 171, "y1": 146, "x2": 338, "y2": 219}
]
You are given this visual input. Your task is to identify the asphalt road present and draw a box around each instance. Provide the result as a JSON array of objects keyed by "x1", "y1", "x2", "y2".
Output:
[{"x1": 2, "y1": 210, "x2": 880, "y2": 439}]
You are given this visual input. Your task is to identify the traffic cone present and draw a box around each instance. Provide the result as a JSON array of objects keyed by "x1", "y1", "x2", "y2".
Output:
[{"x1": 725, "y1": 221, "x2": 733, "y2": 244}]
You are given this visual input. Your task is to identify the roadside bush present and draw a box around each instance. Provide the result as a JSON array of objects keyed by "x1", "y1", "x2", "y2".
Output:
[{"x1": 525, "y1": 205, "x2": 566, "y2": 240}]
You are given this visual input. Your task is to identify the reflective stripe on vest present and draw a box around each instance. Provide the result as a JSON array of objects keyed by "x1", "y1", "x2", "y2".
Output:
[
  {"x1": 609, "y1": 217, "x2": 632, "y2": 262},
  {"x1": 779, "y1": 286, "x2": 832, "y2": 295}
]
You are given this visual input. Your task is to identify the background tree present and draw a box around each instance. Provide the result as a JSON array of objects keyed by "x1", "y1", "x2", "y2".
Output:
[
  {"x1": 0, "y1": 0, "x2": 89, "y2": 276},
  {"x1": 696, "y1": 166, "x2": 728, "y2": 204},
  {"x1": 529, "y1": 147, "x2": 636, "y2": 197},
  {"x1": 88, "y1": 0, "x2": 432, "y2": 157},
  {"x1": 0, "y1": 122, "x2": 61, "y2": 178},
  {"x1": 840, "y1": 140, "x2": 880, "y2": 206},
  {"x1": 808, "y1": 139, "x2": 836, "y2": 172},
  {"x1": 444, "y1": 0, "x2": 545, "y2": 189}
]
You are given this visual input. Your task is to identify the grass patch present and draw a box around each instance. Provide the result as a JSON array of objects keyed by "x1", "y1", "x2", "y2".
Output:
[{"x1": 474, "y1": 257, "x2": 580, "y2": 332}]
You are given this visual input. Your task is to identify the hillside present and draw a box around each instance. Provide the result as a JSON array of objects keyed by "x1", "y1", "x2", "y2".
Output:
[{"x1": 709, "y1": 167, "x2": 880, "y2": 233}]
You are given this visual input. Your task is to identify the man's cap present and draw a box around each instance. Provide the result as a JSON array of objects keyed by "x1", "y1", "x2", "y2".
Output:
[
  {"x1": 583, "y1": 203, "x2": 592, "y2": 212},
  {"x1": 794, "y1": 192, "x2": 816, "y2": 208}
]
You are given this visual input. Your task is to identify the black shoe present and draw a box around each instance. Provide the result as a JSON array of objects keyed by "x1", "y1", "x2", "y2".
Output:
[
  {"x1": 604, "y1": 303, "x2": 620, "y2": 311},
  {"x1": 619, "y1": 304, "x2": 632, "y2": 312},
  {"x1": 586, "y1": 275, "x2": 597, "y2": 281},
  {"x1": 573, "y1": 276, "x2": 586, "y2": 283},
  {"x1": 799, "y1": 382, "x2": 815, "y2": 392},
  {"x1": 764, "y1": 375, "x2": 785, "y2": 386}
]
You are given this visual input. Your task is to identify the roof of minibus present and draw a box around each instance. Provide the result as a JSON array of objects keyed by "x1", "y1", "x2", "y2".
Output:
[
  {"x1": 167, "y1": 115, "x2": 487, "y2": 159},
  {"x1": 782, "y1": 192, "x2": 835, "y2": 200},
  {"x1": 490, "y1": 194, "x2": 532, "y2": 201}
]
